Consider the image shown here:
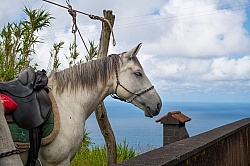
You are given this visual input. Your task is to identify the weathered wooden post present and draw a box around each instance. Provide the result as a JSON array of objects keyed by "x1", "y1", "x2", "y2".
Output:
[
  {"x1": 95, "y1": 10, "x2": 117, "y2": 165},
  {"x1": 0, "y1": 104, "x2": 23, "y2": 165},
  {"x1": 155, "y1": 111, "x2": 191, "y2": 146}
]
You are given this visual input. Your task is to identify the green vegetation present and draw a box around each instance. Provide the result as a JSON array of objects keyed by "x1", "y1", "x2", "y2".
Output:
[
  {"x1": 0, "y1": 6, "x2": 53, "y2": 81},
  {"x1": 70, "y1": 130, "x2": 137, "y2": 166},
  {"x1": 71, "y1": 142, "x2": 136, "y2": 165},
  {"x1": 70, "y1": 130, "x2": 156, "y2": 165}
]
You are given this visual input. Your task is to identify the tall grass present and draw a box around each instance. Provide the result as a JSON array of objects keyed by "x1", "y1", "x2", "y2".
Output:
[
  {"x1": 70, "y1": 139, "x2": 137, "y2": 166},
  {"x1": 70, "y1": 129, "x2": 155, "y2": 165},
  {"x1": 117, "y1": 140, "x2": 136, "y2": 162}
]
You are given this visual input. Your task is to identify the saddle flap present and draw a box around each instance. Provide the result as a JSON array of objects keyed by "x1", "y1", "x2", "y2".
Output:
[
  {"x1": 37, "y1": 90, "x2": 52, "y2": 119},
  {"x1": 12, "y1": 89, "x2": 52, "y2": 130}
]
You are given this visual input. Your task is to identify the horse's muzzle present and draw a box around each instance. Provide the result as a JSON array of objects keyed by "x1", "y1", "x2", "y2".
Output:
[{"x1": 145, "y1": 102, "x2": 162, "y2": 118}]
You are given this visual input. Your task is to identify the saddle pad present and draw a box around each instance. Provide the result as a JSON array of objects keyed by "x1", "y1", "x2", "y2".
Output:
[{"x1": 8, "y1": 110, "x2": 54, "y2": 143}]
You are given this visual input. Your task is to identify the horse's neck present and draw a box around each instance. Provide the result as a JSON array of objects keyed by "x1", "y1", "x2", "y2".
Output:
[{"x1": 48, "y1": 77, "x2": 112, "y2": 119}]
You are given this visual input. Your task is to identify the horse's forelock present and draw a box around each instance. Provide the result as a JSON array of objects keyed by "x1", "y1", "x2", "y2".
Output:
[{"x1": 53, "y1": 55, "x2": 120, "y2": 94}]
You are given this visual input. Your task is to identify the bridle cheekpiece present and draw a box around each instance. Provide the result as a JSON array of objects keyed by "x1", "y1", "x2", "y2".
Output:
[{"x1": 109, "y1": 55, "x2": 154, "y2": 103}]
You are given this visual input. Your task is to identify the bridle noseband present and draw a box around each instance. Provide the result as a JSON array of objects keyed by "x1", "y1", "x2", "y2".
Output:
[{"x1": 110, "y1": 55, "x2": 154, "y2": 103}]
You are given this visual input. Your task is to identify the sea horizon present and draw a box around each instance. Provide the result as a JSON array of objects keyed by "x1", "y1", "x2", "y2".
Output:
[{"x1": 85, "y1": 100, "x2": 250, "y2": 152}]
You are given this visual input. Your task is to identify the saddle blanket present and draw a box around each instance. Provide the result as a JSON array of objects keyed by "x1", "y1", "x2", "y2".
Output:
[{"x1": 8, "y1": 111, "x2": 54, "y2": 143}]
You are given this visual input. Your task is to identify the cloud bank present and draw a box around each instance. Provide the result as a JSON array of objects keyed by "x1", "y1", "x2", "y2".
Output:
[{"x1": 0, "y1": 0, "x2": 249, "y2": 102}]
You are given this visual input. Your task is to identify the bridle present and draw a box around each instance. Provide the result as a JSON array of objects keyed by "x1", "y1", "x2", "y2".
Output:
[{"x1": 110, "y1": 55, "x2": 154, "y2": 103}]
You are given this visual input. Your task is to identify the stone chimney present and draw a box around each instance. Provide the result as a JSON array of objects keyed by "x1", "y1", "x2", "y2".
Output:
[{"x1": 155, "y1": 111, "x2": 191, "y2": 146}]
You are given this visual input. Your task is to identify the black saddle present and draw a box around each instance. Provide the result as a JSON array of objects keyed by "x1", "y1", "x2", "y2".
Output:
[
  {"x1": 0, "y1": 68, "x2": 51, "y2": 130},
  {"x1": 1, "y1": 68, "x2": 51, "y2": 166},
  {"x1": 0, "y1": 68, "x2": 35, "y2": 97}
]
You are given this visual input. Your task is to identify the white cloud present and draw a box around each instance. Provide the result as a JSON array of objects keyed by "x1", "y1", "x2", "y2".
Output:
[
  {"x1": 0, "y1": 0, "x2": 250, "y2": 102},
  {"x1": 204, "y1": 56, "x2": 250, "y2": 81},
  {"x1": 142, "y1": 0, "x2": 250, "y2": 58}
]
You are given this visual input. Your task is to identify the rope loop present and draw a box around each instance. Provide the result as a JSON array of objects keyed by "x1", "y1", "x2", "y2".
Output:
[
  {"x1": 66, "y1": 0, "x2": 89, "y2": 55},
  {"x1": 67, "y1": 5, "x2": 77, "y2": 33}
]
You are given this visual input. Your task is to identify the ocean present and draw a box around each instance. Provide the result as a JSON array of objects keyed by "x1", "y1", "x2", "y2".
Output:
[{"x1": 85, "y1": 100, "x2": 250, "y2": 151}]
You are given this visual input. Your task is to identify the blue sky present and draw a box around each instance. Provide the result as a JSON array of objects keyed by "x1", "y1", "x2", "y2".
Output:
[
  {"x1": 244, "y1": 4, "x2": 250, "y2": 29},
  {"x1": 0, "y1": 0, "x2": 250, "y2": 103}
]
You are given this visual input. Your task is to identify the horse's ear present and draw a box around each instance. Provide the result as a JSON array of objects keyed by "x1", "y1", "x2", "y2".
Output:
[
  {"x1": 128, "y1": 43, "x2": 142, "y2": 58},
  {"x1": 122, "y1": 43, "x2": 142, "y2": 62}
]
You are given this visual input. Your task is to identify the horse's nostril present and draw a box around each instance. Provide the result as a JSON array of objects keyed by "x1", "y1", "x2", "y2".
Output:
[{"x1": 157, "y1": 103, "x2": 162, "y2": 110}]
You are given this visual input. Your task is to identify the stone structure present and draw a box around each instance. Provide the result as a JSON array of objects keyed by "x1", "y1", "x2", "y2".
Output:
[{"x1": 155, "y1": 111, "x2": 191, "y2": 146}]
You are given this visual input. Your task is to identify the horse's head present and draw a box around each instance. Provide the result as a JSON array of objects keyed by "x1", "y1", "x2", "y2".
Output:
[{"x1": 112, "y1": 43, "x2": 162, "y2": 118}]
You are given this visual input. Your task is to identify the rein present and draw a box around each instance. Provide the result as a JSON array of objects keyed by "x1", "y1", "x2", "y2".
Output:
[{"x1": 109, "y1": 55, "x2": 154, "y2": 103}]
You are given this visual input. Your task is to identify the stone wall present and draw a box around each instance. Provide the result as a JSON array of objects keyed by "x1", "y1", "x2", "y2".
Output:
[{"x1": 115, "y1": 118, "x2": 250, "y2": 166}]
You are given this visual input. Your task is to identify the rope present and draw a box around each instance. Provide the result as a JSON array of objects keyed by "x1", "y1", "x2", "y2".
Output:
[
  {"x1": 66, "y1": 0, "x2": 90, "y2": 56},
  {"x1": 0, "y1": 149, "x2": 20, "y2": 158},
  {"x1": 88, "y1": 15, "x2": 116, "y2": 46},
  {"x1": 42, "y1": 0, "x2": 116, "y2": 46}
]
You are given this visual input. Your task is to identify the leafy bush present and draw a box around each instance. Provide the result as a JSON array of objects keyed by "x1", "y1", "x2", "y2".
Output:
[{"x1": 0, "y1": 6, "x2": 53, "y2": 81}]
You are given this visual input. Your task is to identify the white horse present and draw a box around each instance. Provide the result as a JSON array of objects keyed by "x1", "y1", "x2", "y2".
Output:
[{"x1": 37, "y1": 43, "x2": 162, "y2": 165}]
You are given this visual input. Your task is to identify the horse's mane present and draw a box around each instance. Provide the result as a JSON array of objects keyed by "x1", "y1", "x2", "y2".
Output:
[{"x1": 52, "y1": 54, "x2": 120, "y2": 94}]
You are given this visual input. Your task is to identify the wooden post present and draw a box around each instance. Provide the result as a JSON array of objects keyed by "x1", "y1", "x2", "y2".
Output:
[
  {"x1": 95, "y1": 10, "x2": 117, "y2": 165},
  {"x1": 0, "y1": 104, "x2": 23, "y2": 166}
]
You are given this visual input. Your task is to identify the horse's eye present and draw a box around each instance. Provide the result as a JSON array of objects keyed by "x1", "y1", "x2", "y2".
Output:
[{"x1": 134, "y1": 71, "x2": 142, "y2": 77}]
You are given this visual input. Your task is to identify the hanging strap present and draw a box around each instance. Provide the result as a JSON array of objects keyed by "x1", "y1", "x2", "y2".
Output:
[{"x1": 26, "y1": 128, "x2": 42, "y2": 166}]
